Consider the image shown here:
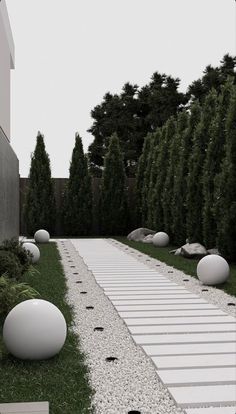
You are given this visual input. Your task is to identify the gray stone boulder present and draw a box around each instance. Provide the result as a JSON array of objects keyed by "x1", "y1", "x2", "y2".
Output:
[
  {"x1": 169, "y1": 243, "x2": 208, "y2": 258},
  {"x1": 127, "y1": 228, "x2": 156, "y2": 242},
  {"x1": 207, "y1": 248, "x2": 221, "y2": 255},
  {"x1": 143, "y1": 234, "x2": 154, "y2": 243},
  {"x1": 180, "y1": 243, "x2": 208, "y2": 258}
]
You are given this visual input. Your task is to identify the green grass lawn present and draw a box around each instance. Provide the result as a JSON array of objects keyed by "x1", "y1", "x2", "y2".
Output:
[
  {"x1": 115, "y1": 237, "x2": 236, "y2": 298},
  {"x1": 0, "y1": 243, "x2": 94, "y2": 414}
]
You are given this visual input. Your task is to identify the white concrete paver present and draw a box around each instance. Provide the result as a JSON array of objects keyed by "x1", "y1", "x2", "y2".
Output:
[
  {"x1": 133, "y1": 332, "x2": 236, "y2": 344},
  {"x1": 185, "y1": 407, "x2": 236, "y2": 414},
  {"x1": 0, "y1": 402, "x2": 49, "y2": 413},
  {"x1": 71, "y1": 238, "x2": 236, "y2": 412}
]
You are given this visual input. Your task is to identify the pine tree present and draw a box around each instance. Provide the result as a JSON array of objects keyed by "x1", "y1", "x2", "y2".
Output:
[
  {"x1": 215, "y1": 86, "x2": 236, "y2": 260},
  {"x1": 24, "y1": 132, "x2": 56, "y2": 235},
  {"x1": 63, "y1": 133, "x2": 93, "y2": 236},
  {"x1": 100, "y1": 133, "x2": 127, "y2": 235},
  {"x1": 202, "y1": 78, "x2": 234, "y2": 248},
  {"x1": 134, "y1": 133, "x2": 153, "y2": 226},
  {"x1": 186, "y1": 90, "x2": 218, "y2": 243},
  {"x1": 169, "y1": 110, "x2": 189, "y2": 244}
]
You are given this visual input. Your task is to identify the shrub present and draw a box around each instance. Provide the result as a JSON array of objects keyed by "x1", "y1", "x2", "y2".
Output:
[
  {"x1": 0, "y1": 275, "x2": 40, "y2": 317},
  {"x1": 0, "y1": 251, "x2": 22, "y2": 280},
  {"x1": 0, "y1": 238, "x2": 31, "y2": 273}
]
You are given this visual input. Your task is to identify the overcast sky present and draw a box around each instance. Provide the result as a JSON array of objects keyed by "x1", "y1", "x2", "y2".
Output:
[{"x1": 6, "y1": 0, "x2": 236, "y2": 177}]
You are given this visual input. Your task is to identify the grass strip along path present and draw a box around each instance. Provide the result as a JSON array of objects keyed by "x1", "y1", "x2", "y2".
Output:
[
  {"x1": 0, "y1": 242, "x2": 94, "y2": 414},
  {"x1": 116, "y1": 237, "x2": 236, "y2": 298}
]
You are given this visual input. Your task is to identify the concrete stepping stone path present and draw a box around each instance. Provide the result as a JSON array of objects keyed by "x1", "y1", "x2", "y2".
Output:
[{"x1": 71, "y1": 239, "x2": 236, "y2": 413}]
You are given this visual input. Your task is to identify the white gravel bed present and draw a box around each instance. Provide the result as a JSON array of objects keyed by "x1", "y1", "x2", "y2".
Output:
[
  {"x1": 108, "y1": 239, "x2": 236, "y2": 317},
  {"x1": 57, "y1": 239, "x2": 185, "y2": 414}
]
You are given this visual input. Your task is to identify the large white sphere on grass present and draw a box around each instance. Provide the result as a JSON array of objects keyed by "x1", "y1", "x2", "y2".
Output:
[
  {"x1": 34, "y1": 229, "x2": 50, "y2": 243},
  {"x1": 153, "y1": 232, "x2": 169, "y2": 247},
  {"x1": 197, "y1": 254, "x2": 229, "y2": 285},
  {"x1": 23, "y1": 242, "x2": 40, "y2": 264},
  {"x1": 3, "y1": 299, "x2": 67, "y2": 360}
]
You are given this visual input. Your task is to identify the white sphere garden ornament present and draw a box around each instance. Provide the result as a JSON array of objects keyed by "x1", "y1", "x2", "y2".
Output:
[
  {"x1": 3, "y1": 299, "x2": 67, "y2": 360},
  {"x1": 23, "y1": 242, "x2": 40, "y2": 264},
  {"x1": 197, "y1": 254, "x2": 229, "y2": 285},
  {"x1": 34, "y1": 229, "x2": 50, "y2": 243},
  {"x1": 153, "y1": 232, "x2": 169, "y2": 247}
]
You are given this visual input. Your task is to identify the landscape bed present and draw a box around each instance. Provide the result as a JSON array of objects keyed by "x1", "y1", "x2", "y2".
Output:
[
  {"x1": 0, "y1": 242, "x2": 94, "y2": 414},
  {"x1": 115, "y1": 237, "x2": 236, "y2": 298}
]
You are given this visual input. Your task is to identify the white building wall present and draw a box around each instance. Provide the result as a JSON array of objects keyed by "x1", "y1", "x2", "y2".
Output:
[{"x1": 0, "y1": 0, "x2": 15, "y2": 140}]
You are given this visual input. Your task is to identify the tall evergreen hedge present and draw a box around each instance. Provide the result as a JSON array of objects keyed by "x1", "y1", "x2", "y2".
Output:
[
  {"x1": 215, "y1": 86, "x2": 236, "y2": 260},
  {"x1": 63, "y1": 133, "x2": 93, "y2": 236},
  {"x1": 170, "y1": 110, "x2": 189, "y2": 245},
  {"x1": 147, "y1": 128, "x2": 162, "y2": 229},
  {"x1": 100, "y1": 133, "x2": 127, "y2": 235},
  {"x1": 24, "y1": 132, "x2": 56, "y2": 235},
  {"x1": 186, "y1": 90, "x2": 218, "y2": 243},
  {"x1": 202, "y1": 78, "x2": 234, "y2": 248},
  {"x1": 135, "y1": 133, "x2": 153, "y2": 226}
]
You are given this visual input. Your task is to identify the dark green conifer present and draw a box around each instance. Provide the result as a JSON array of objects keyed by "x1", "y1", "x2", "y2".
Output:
[
  {"x1": 203, "y1": 78, "x2": 234, "y2": 248},
  {"x1": 186, "y1": 90, "x2": 218, "y2": 243},
  {"x1": 214, "y1": 86, "x2": 236, "y2": 260},
  {"x1": 152, "y1": 118, "x2": 175, "y2": 232},
  {"x1": 134, "y1": 133, "x2": 153, "y2": 226},
  {"x1": 100, "y1": 133, "x2": 127, "y2": 235},
  {"x1": 24, "y1": 132, "x2": 56, "y2": 235},
  {"x1": 169, "y1": 110, "x2": 189, "y2": 245},
  {"x1": 63, "y1": 133, "x2": 93, "y2": 236},
  {"x1": 147, "y1": 128, "x2": 162, "y2": 229}
]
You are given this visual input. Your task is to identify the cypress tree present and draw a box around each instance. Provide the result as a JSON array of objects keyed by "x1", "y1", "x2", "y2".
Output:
[
  {"x1": 152, "y1": 118, "x2": 175, "y2": 232},
  {"x1": 142, "y1": 133, "x2": 159, "y2": 227},
  {"x1": 186, "y1": 90, "x2": 218, "y2": 243},
  {"x1": 169, "y1": 110, "x2": 189, "y2": 245},
  {"x1": 162, "y1": 116, "x2": 183, "y2": 240},
  {"x1": 63, "y1": 133, "x2": 93, "y2": 236},
  {"x1": 24, "y1": 132, "x2": 56, "y2": 236},
  {"x1": 134, "y1": 133, "x2": 153, "y2": 226},
  {"x1": 202, "y1": 78, "x2": 234, "y2": 248},
  {"x1": 100, "y1": 133, "x2": 127, "y2": 235},
  {"x1": 215, "y1": 86, "x2": 236, "y2": 260},
  {"x1": 147, "y1": 128, "x2": 162, "y2": 229}
]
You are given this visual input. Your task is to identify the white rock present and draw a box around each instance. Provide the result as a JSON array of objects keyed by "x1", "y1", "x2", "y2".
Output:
[
  {"x1": 180, "y1": 243, "x2": 207, "y2": 258},
  {"x1": 127, "y1": 228, "x2": 156, "y2": 242},
  {"x1": 34, "y1": 229, "x2": 50, "y2": 243},
  {"x1": 23, "y1": 242, "x2": 40, "y2": 263},
  {"x1": 197, "y1": 254, "x2": 230, "y2": 285},
  {"x1": 153, "y1": 232, "x2": 169, "y2": 247},
  {"x1": 3, "y1": 299, "x2": 67, "y2": 360}
]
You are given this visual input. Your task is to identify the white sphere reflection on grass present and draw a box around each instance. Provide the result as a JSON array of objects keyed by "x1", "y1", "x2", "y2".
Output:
[{"x1": 3, "y1": 299, "x2": 67, "y2": 360}]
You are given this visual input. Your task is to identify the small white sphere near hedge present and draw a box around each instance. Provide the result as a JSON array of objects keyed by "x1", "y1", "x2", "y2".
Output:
[
  {"x1": 197, "y1": 254, "x2": 229, "y2": 285},
  {"x1": 34, "y1": 229, "x2": 50, "y2": 243},
  {"x1": 23, "y1": 242, "x2": 40, "y2": 264},
  {"x1": 153, "y1": 232, "x2": 169, "y2": 247},
  {"x1": 3, "y1": 299, "x2": 67, "y2": 360}
]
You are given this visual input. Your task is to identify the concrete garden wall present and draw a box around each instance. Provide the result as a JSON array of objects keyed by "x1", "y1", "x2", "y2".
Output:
[{"x1": 0, "y1": 127, "x2": 19, "y2": 242}]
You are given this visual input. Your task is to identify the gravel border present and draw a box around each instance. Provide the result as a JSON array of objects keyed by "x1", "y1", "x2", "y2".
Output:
[{"x1": 57, "y1": 239, "x2": 185, "y2": 414}]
